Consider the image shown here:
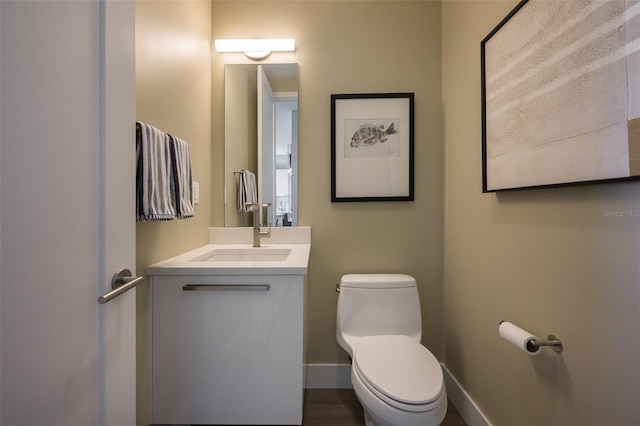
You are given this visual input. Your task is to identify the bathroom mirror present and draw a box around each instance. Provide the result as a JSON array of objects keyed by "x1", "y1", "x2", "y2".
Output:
[{"x1": 224, "y1": 63, "x2": 298, "y2": 228}]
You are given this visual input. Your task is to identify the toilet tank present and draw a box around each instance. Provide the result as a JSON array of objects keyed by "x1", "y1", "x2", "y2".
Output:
[{"x1": 336, "y1": 274, "x2": 422, "y2": 356}]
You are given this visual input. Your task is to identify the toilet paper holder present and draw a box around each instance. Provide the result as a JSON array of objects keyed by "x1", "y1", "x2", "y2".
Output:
[
  {"x1": 528, "y1": 334, "x2": 563, "y2": 353},
  {"x1": 499, "y1": 321, "x2": 563, "y2": 353}
]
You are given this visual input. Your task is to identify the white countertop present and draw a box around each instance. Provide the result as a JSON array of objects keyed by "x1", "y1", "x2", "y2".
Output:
[{"x1": 146, "y1": 227, "x2": 311, "y2": 276}]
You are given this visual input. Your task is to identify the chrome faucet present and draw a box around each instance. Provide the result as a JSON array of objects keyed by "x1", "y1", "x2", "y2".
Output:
[{"x1": 245, "y1": 202, "x2": 271, "y2": 247}]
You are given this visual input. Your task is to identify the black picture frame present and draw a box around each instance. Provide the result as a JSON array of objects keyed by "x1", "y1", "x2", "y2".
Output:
[
  {"x1": 481, "y1": 0, "x2": 640, "y2": 192},
  {"x1": 331, "y1": 93, "x2": 414, "y2": 202}
]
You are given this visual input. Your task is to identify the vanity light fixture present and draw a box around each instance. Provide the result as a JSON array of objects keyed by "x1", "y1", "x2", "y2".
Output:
[{"x1": 214, "y1": 38, "x2": 295, "y2": 60}]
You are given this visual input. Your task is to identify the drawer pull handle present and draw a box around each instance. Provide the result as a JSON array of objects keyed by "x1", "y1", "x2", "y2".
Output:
[{"x1": 182, "y1": 284, "x2": 270, "y2": 292}]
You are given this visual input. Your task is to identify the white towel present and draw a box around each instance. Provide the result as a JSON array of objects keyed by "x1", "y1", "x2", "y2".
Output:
[
  {"x1": 136, "y1": 122, "x2": 176, "y2": 221},
  {"x1": 237, "y1": 169, "x2": 257, "y2": 212},
  {"x1": 169, "y1": 134, "x2": 194, "y2": 219}
]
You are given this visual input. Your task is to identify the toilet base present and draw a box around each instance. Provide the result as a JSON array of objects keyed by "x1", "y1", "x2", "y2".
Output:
[
  {"x1": 363, "y1": 409, "x2": 376, "y2": 426},
  {"x1": 359, "y1": 401, "x2": 446, "y2": 426},
  {"x1": 358, "y1": 397, "x2": 446, "y2": 426},
  {"x1": 352, "y1": 366, "x2": 446, "y2": 426}
]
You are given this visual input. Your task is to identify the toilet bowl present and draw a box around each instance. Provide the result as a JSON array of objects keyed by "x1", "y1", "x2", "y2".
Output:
[
  {"x1": 336, "y1": 274, "x2": 447, "y2": 426},
  {"x1": 351, "y1": 335, "x2": 446, "y2": 426}
]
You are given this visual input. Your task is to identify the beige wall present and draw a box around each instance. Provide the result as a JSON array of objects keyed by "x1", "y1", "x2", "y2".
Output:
[
  {"x1": 211, "y1": 0, "x2": 444, "y2": 363},
  {"x1": 135, "y1": 1, "x2": 212, "y2": 425},
  {"x1": 442, "y1": 2, "x2": 640, "y2": 425}
]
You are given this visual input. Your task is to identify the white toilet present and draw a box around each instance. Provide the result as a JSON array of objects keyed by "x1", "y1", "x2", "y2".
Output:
[{"x1": 336, "y1": 274, "x2": 447, "y2": 426}]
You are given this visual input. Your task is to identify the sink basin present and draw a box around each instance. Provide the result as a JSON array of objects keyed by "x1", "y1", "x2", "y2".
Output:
[
  {"x1": 194, "y1": 247, "x2": 292, "y2": 262},
  {"x1": 146, "y1": 227, "x2": 311, "y2": 276}
]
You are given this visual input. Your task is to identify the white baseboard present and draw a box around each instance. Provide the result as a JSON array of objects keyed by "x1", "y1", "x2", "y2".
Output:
[
  {"x1": 304, "y1": 364, "x2": 352, "y2": 389},
  {"x1": 441, "y1": 363, "x2": 492, "y2": 426},
  {"x1": 305, "y1": 363, "x2": 491, "y2": 426}
]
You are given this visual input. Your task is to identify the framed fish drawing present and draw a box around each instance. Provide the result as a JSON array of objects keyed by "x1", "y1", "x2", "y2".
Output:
[{"x1": 331, "y1": 93, "x2": 414, "y2": 202}]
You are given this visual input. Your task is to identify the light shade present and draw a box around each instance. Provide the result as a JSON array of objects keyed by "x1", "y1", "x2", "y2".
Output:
[{"x1": 214, "y1": 38, "x2": 295, "y2": 60}]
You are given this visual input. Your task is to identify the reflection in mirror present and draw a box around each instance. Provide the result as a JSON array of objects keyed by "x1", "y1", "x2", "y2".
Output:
[{"x1": 224, "y1": 64, "x2": 298, "y2": 228}]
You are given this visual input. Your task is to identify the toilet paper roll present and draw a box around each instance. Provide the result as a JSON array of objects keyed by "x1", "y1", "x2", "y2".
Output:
[{"x1": 499, "y1": 321, "x2": 541, "y2": 356}]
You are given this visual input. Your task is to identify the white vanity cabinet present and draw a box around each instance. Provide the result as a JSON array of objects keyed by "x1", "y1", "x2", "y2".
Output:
[{"x1": 149, "y1": 273, "x2": 307, "y2": 425}]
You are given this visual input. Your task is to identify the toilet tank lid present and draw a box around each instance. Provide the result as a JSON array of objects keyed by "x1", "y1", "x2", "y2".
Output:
[{"x1": 340, "y1": 274, "x2": 416, "y2": 289}]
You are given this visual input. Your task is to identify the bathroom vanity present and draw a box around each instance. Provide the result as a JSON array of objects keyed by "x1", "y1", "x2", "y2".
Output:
[{"x1": 147, "y1": 227, "x2": 310, "y2": 425}]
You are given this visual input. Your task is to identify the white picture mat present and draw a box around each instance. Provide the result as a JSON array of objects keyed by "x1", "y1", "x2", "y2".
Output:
[{"x1": 334, "y1": 97, "x2": 411, "y2": 198}]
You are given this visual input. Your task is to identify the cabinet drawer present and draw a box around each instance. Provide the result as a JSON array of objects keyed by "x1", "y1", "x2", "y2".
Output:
[{"x1": 150, "y1": 275, "x2": 304, "y2": 425}]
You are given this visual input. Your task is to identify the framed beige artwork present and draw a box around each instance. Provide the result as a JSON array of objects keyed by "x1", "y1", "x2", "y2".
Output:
[{"x1": 481, "y1": 0, "x2": 640, "y2": 192}]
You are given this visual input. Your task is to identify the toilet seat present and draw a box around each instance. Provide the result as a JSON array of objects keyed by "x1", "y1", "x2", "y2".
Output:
[{"x1": 353, "y1": 335, "x2": 444, "y2": 413}]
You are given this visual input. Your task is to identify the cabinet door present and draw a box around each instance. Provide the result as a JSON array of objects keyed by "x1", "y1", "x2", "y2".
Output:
[{"x1": 150, "y1": 275, "x2": 304, "y2": 425}]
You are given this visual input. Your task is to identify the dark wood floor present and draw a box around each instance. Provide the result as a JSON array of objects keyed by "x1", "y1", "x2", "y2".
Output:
[{"x1": 302, "y1": 389, "x2": 467, "y2": 426}]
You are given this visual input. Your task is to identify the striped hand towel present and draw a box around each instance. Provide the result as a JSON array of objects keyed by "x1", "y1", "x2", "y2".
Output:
[
  {"x1": 169, "y1": 134, "x2": 195, "y2": 219},
  {"x1": 237, "y1": 169, "x2": 257, "y2": 212},
  {"x1": 136, "y1": 122, "x2": 176, "y2": 221}
]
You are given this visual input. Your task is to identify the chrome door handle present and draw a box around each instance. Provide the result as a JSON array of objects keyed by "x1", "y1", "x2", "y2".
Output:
[{"x1": 98, "y1": 269, "x2": 145, "y2": 304}]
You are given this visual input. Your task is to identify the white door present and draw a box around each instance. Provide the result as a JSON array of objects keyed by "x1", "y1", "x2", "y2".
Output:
[
  {"x1": 258, "y1": 65, "x2": 276, "y2": 225},
  {"x1": 0, "y1": 1, "x2": 136, "y2": 425}
]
